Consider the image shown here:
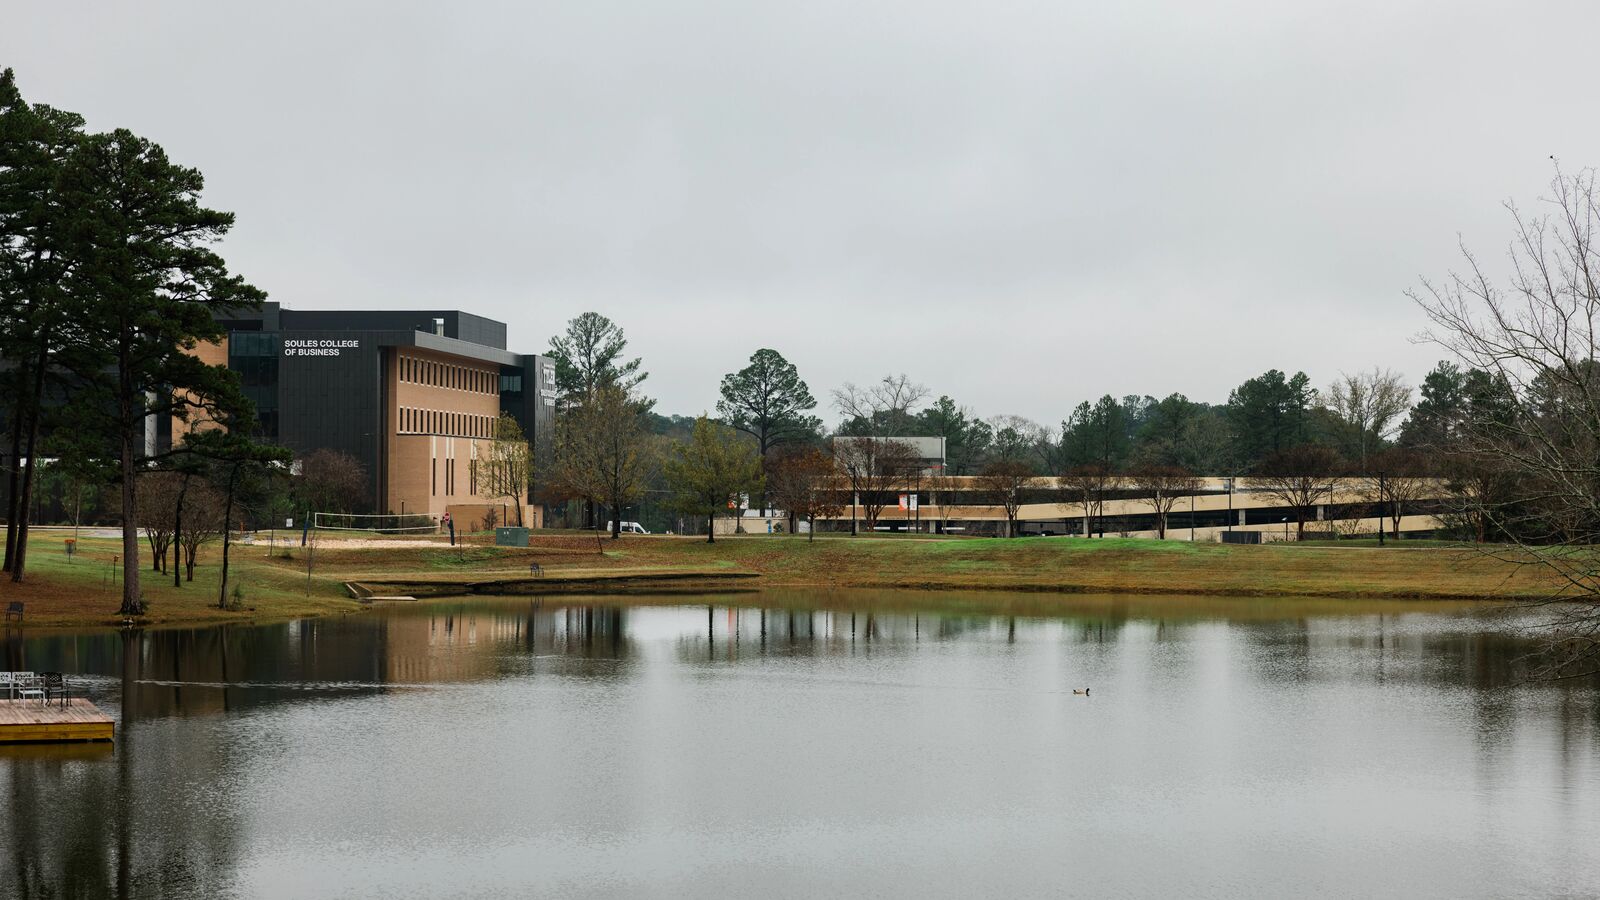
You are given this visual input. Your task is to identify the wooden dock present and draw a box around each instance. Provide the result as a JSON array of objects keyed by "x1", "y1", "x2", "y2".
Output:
[{"x1": 0, "y1": 699, "x2": 114, "y2": 743}]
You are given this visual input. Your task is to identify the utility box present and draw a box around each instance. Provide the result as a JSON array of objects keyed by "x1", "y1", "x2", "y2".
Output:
[
  {"x1": 495, "y1": 527, "x2": 529, "y2": 547},
  {"x1": 1221, "y1": 531, "x2": 1262, "y2": 545}
]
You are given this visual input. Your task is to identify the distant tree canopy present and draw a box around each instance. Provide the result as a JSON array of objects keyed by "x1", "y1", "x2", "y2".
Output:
[
  {"x1": 1061, "y1": 396, "x2": 1131, "y2": 472},
  {"x1": 717, "y1": 348, "x2": 821, "y2": 457},
  {"x1": 718, "y1": 348, "x2": 820, "y2": 510},
  {"x1": 916, "y1": 396, "x2": 991, "y2": 475},
  {"x1": 1227, "y1": 369, "x2": 1316, "y2": 466},
  {"x1": 547, "y1": 311, "x2": 649, "y2": 409},
  {"x1": 663, "y1": 416, "x2": 762, "y2": 543}
]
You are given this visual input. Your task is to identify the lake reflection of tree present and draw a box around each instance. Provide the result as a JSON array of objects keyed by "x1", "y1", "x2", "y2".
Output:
[{"x1": 2, "y1": 637, "x2": 246, "y2": 899}]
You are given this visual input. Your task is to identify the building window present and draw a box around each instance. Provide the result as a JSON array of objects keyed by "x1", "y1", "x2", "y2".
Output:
[{"x1": 431, "y1": 457, "x2": 437, "y2": 496}]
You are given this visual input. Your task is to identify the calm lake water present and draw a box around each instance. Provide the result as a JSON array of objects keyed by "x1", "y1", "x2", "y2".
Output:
[{"x1": 2, "y1": 593, "x2": 1598, "y2": 899}]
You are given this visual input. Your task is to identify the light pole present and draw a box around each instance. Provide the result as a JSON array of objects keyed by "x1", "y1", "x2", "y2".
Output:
[
  {"x1": 1224, "y1": 477, "x2": 1234, "y2": 535},
  {"x1": 1376, "y1": 471, "x2": 1386, "y2": 546},
  {"x1": 1282, "y1": 516, "x2": 1289, "y2": 542}
]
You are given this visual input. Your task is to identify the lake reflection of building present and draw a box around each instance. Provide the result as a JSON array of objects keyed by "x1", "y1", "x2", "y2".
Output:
[{"x1": 379, "y1": 604, "x2": 631, "y2": 684}]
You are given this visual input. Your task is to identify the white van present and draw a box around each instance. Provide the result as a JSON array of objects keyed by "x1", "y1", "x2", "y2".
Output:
[{"x1": 606, "y1": 521, "x2": 650, "y2": 535}]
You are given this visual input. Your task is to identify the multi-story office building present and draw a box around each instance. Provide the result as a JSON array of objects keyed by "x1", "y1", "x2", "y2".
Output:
[{"x1": 191, "y1": 303, "x2": 555, "y2": 526}]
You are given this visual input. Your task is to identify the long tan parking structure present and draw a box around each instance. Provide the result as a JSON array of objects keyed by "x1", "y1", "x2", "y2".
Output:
[{"x1": 814, "y1": 476, "x2": 1451, "y2": 538}]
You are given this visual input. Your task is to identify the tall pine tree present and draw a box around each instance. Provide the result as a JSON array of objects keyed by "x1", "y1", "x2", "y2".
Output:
[{"x1": 57, "y1": 129, "x2": 263, "y2": 616}]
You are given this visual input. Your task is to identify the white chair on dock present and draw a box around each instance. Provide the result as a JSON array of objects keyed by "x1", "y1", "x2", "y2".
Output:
[
  {"x1": 10, "y1": 672, "x2": 44, "y2": 705},
  {"x1": 0, "y1": 672, "x2": 33, "y2": 700}
]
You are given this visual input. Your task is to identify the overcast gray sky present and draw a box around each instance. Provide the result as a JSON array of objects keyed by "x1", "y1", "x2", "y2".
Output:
[{"x1": 6, "y1": 1, "x2": 1598, "y2": 424}]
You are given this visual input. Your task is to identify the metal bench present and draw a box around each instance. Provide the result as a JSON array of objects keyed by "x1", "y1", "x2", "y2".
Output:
[
  {"x1": 4, "y1": 601, "x2": 21, "y2": 623},
  {"x1": 528, "y1": 562, "x2": 544, "y2": 577}
]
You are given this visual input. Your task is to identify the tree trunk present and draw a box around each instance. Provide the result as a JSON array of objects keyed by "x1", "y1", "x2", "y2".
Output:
[
  {"x1": 218, "y1": 464, "x2": 238, "y2": 608},
  {"x1": 3, "y1": 370, "x2": 28, "y2": 573},
  {"x1": 118, "y1": 379, "x2": 144, "y2": 617},
  {"x1": 706, "y1": 513, "x2": 715, "y2": 544},
  {"x1": 173, "y1": 473, "x2": 190, "y2": 589},
  {"x1": 10, "y1": 386, "x2": 44, "y2": 583},
  {"x1": 119, "y1": 439, "x2": 143, "y2": 615}
]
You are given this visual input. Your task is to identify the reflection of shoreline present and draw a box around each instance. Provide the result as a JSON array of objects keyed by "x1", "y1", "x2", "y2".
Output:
[
  {"x1": 0, "y1": 598, "x2": 1590, "y2": 727},
  {"x1": 594, "y1": 589, "x2": 1510, "y2": 625}
]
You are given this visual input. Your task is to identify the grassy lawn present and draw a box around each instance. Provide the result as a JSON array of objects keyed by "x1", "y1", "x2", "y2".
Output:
[
  {"x1": 0, "y1": 529, "x2": 1575, "y2": 629},
  {"x1": 0, "y1": 534, "x2": 357, "y2": 628}
]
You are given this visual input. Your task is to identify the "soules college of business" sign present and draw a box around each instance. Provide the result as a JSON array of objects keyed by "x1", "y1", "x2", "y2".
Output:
[{"x1": 283, "y1": 339, "x2": 361, "y2": 357}]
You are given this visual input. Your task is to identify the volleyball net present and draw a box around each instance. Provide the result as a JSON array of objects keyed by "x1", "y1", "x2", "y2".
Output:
[{"x1": 310, "y1": 512, "x2": 440, "y2": 535}]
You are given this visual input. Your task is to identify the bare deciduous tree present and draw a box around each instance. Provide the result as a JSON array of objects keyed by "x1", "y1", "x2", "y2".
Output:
[
  {"x1": 550, "y1": 384, "x2": 651, "y2": 539},
  {"x1": 1322, "y1": 368, "x2": 1412, "y2": 468},
  {"x1": 1409, "y1": 165, "x2": 1600, "y2": 674},
  {"x1": 1250, "y1": 445, "x2": 1343, "y2": 540},
  {"x1": 977, "y1": 459, "x2": 1034, "y2": 537},
  {"x1": 832, "y1": 374, "x2": 928, "y2": 437},
  {"x1": 926, "y1": 470, "x2": 957, "y2": 534},
  {"x1": 1060, "y1": 464, "x2": 1120, "y2": 538},
  {"x1": 1356, "y1": 447, "x2": 1435, "y2": 540},
  {"x1": 1127, "y1": 466, "x2": 1203, "y2": 540},
  {"x1": 833, "y1": 436, "x2": 919, "y2": 534},
  {"x1": 176, "y1": 481, "x2": 226, "y2": 582},
  {"x1": 136, "y1": 471, "x2": 182, "y2": 573},
  {"x1": 765, "y1": 447, "x2": 844, "y2": 541},
  {"x1": 293, "y1": 448, "x2": 368, "y2": 515}
]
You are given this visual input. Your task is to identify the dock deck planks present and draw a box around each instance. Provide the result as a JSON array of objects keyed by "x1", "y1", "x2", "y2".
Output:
[{"x1": 0, "y1": 699, "x2": 114, "y2": 743}]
